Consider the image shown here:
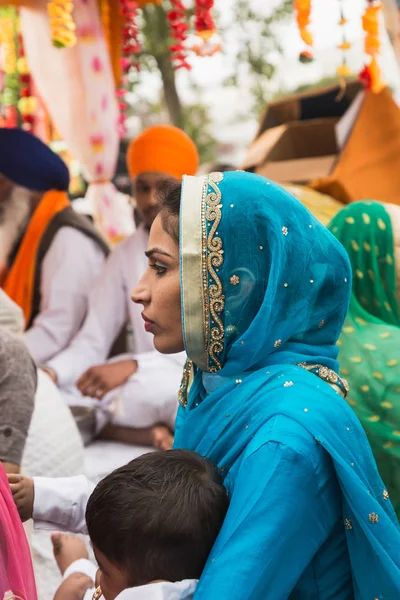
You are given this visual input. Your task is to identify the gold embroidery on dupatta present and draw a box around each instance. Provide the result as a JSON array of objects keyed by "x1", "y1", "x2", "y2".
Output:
[
  {"x1": 203, "y1": 172, "x2": 225, "y2": 372},
  {"x1": 178, "y1": 359, "x2": 193, "y2": 408}
]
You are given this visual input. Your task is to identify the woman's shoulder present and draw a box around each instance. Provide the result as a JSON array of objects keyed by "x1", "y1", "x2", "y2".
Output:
[{"x1": 245, "y1": 414, "x2": 326, "y2": 471}]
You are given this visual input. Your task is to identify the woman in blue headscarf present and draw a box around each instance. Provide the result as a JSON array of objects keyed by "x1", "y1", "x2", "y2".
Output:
[{"x1": 132, "y1": 171, "x2": 400, "y2": 598}]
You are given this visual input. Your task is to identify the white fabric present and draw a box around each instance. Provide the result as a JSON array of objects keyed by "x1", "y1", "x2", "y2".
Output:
[
  {"x1": 0, "y1": 289, "x2": 24, "y2": 334},
  {"x1": 62, "y1": 559, "x2": 95, "y2": 600},
  {"x1": 84, "y1": 441, "x2": 153, "y2": 486},
  {"x1": 22, "y1": 370, "x2": 85, "y2": 600},
  {"x1": 47, "y1": 225, "x2": 185, "y2": 430},
  {"x1": 33, "y1": 474, "x2": 93, "y2": 535},
  {"x1": 48, "y1": 225, "x2": 154, "y2": 384},
  {"x1": 117, "y1": 580, "x2": 197, "y2": 600},
  {"x1": 24, "y1": 227, "x2": 106, "y2": 364},
  {"x1": 63, "y1": 558, "x2": 197, "y2": 600},
  {"x1": 63, "y1": 558, "x2": 97, "y2": 582}
]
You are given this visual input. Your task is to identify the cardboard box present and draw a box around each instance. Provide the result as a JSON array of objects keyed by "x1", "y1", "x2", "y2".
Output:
[
  {"x1": 243, "y1": 118, "x2": 339, "y2": 184},
  {"x1": 255, "y1": 80, "x2": 362, "y2": 137},
  {"x1": 243, "y1": 82, "x2": 400, "y2": 204}
]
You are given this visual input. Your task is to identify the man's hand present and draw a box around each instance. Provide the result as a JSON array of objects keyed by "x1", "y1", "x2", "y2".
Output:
[
  {"x1": 7, "y1": 474, "x2": 34, "y2": 522},
  {"x1": 53, "y1": 574, "x2": 94, "y2": 600},
  {"x1": 76, "y1": 360, "x2": 138, "y2": 400}
]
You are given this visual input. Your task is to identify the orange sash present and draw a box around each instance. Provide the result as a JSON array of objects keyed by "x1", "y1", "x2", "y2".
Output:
[{"x1": 2, "y1": 190, "x2": 70, "y2": 326}]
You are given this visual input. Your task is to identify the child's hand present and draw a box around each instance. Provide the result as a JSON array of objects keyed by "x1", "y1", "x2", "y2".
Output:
[
  {"x1": 53, "y1": 573, "x2": 94, "y2": 600},
  {"x1": 7, "y1": 474, "x2": 34, "y2": 522}
]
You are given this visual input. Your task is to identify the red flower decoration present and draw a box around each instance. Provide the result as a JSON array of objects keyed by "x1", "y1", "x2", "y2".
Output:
[
  {"x1": 194, "y1": 0, "x2": 215, "y2": 40},
  {"x1": 117, "y1": 0, "x2": 141, "y2": 137},
  {"x1": 359, "y1": 64, "x2": 372, "y2": 91},
  {"x1": 17, "y1": 34, "x2": 35, "y2": 132},
  {"x1": 167, "y1": 0, "x2": 191, "y2": 70}
]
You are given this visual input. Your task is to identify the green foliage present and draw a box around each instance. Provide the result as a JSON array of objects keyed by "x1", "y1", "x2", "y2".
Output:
[
  {"x1": 182, "y1": 102, "x2": 217, "y2": 164},
  {"x1": 225, "y1": 0, "x2": 293, "y2": 116},
  {"x1": 125, "y1": 1, "x2": 293, "y2": 158}
]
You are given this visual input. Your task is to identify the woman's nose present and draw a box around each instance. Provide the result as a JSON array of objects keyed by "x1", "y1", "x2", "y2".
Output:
[{"x1": 131, "y1": 273, "x2": 149, "y2": 305}]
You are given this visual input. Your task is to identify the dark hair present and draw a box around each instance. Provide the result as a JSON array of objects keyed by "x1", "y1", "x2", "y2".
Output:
[
  {"x1": 86, "y1": 449, "x2": 229, "y2": 586},
  {"x1": 210, "y1": 163, "x2": 236, "y2": 172},
  {"x1": 157, "y1": 182, "x2": 181, "y2": 244}
]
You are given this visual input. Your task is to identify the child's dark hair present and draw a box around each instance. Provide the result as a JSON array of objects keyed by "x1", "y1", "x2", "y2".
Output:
[
  {"x1": 158, "y1": 182, "x2": 181, "y2": 244},
  {"x1": 86, "y1": 449, "x2": 229, "y2": 587}
]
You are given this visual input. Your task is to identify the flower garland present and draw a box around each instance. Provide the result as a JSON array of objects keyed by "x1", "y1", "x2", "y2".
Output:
[
  {"x1": 336, "y1": 4, "x2": 352, "y2": 79},
  {"x1": 293, "y1": 0, "x2": 314, "y2": 63},
  {"x1": 17, "y1": 33, "x2": 36, "y2": 131},
  {"x1": 0, "y1": 7, "x2": 19, "y2": 123},
  {"x1": 359, "y1": 0, "x2": 385, "y2": 93},
  {"x1": 47, "y1": 0, "x2": 77, "y2": 48},
  {"x1": 167, "y1": 0, "x2": 191, "y2": 70},
  {"x1": 0, "y1": 10, "x2": 17, "y2": 75},
  {"x1": 117, "y1": 0, "x2": 141, "y2": 136},
  {"x1": 194, "y1": 0, "x2": 215, "y2": 41}
]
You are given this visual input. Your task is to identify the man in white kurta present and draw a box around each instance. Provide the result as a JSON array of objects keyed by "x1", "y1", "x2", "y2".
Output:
[
  {"x1": 0, "y1": 128, "x2": 107, "y2": 364},
  {"x1": 42, "y1": 125, "x2": 199, "y2": 446}
]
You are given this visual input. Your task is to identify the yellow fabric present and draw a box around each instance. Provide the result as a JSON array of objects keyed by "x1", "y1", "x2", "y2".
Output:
[
  {"x1": 2, "y1": 190, "x2": 70, "y2": 325},
  {"x1": 283, "y1": 185, "x2": 344, "y2": 225},
  {"x1": 127, "y1": 125, "x2": 199, "y2": 180},
  {"x1": 180, "y1": 175, "x2": 208, "y2": 371}
]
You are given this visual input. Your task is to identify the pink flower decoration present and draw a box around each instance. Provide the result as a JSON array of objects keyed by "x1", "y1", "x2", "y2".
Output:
[
  {"x1": 107, "y1": 227, "x2": 118, "y2": 238},
  {"x1": 76, "y1": 25, "x2": 98, "y2": 43},
  {"x1": 90, "y1": 134, "x2": 105, "y2": 153},
  {"x1": 95, "y1": 162, "x2": 104, "y2": 176},
  {"x1": 101, "y1": 95, "x2": 109, "y2": 111},
  {"x1": 102, "y1": 194, "x2": 111, "y2": 207},
  {"x1": 92, "y1": 56, "x2": 104, "y2": 74}
]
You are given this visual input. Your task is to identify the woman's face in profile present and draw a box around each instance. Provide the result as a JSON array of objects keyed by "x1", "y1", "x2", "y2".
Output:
[{"x1": 131, "y1": 214, "x2": 184, "y2": 354}]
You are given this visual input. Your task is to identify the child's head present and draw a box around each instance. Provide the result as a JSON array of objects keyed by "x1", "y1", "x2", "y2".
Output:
[{"x1": 86, "y1": 449, "x2": 229, "y2": 600}]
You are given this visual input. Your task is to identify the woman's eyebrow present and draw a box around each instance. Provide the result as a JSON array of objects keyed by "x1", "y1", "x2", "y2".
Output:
[{"x1": 145, "y1": 248, "x2": 173, "y2": 259}]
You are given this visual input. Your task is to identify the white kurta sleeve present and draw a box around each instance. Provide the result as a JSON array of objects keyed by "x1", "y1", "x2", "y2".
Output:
[
  {"x1": 25, "y1": 228, "x2": 106, "y2": 364},
  {"x1": 33, "y1": 474, "x2": 94, "y2": 534},
  {"x1": 47, "y1": 241, "x2": 130, "y2": 387},
  {"x1": 109, "y1": 352, "x2": 186, "y2": 430}
]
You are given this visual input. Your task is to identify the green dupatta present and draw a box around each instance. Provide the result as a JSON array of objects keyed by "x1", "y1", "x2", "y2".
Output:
[{"x1": 329, "y1": 201, "x2": 400, "y2": 516}]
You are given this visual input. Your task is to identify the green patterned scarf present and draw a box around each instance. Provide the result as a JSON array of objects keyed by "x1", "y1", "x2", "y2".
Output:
[{"x1": 329, "y1": 201, "x2": 400, "y2": 516}]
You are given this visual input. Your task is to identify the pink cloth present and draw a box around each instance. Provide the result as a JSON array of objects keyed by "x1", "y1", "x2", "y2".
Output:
[
  {"x1": 0, "y1": 464, "x2": 37, "y2": 600},
  {"x1": 20, "y1": 0, "x2": 134, "y2": 245}
]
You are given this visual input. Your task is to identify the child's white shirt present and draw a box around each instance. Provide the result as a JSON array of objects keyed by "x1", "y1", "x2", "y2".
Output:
[{"x1": 63, "y1": 558, "x2": 197, "y2": 600}]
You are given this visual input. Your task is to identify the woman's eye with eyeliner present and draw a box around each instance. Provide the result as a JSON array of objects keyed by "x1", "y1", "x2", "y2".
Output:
[{"x1": 150, "y1": 263, "x2": 167, "y2": 276}]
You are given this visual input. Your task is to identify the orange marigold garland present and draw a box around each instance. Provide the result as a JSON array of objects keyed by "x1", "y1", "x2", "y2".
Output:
[
  {"x1": 47, "y1": 0, "x2": 77, "y2": 48},
  {"x1": 293, "y1": 0, "x2": 314, "y2": 63},
  {"x1": 167, "y1": 0, "x2": 191, "y2": 70},
  {"x1": 0, "y1": 8, "x2": 19, "y2": 127},
  {"x1": 0, "y1": 10, "x2": 17, "y2": 75},
  {"x1": 336, "y1": 4, "x2": 352, "y2": 80},
  {"x1": 359, "y1": 0, "x2": 385, "y2": 93}
]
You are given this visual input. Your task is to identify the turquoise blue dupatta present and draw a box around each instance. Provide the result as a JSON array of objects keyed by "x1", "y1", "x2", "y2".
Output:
[{"x1": 174, "y1": 172, "x2": 400, "y2": 597}]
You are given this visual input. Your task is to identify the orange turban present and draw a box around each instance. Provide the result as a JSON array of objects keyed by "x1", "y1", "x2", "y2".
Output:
[{"x1": 127, "y1": 125, "x2": 199, "y2": 180}]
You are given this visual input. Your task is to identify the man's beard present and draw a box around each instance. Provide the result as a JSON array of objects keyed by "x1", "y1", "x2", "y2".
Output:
[{"x1": 0, "y1": 186, "x2": 31, "y2": 270}]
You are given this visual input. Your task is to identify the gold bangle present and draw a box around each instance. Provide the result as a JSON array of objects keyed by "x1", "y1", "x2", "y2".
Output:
[{"x1": 93, "y1": 586, "x2": 103, "y2": 600}]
